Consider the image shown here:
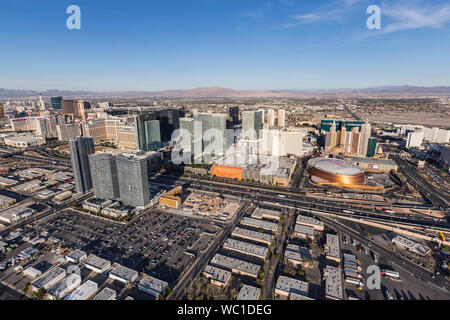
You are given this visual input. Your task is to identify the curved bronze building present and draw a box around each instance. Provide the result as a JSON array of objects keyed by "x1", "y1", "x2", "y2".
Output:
[{"x1": 307, "y1": 158, "x2": 365, "y2": 186}]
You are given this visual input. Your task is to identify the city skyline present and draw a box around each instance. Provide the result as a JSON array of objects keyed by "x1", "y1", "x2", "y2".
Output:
[{"x1": 1, "y1": 0, "x2": 450, "y2": 91}]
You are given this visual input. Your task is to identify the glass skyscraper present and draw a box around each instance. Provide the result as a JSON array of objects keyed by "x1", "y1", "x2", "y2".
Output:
[
  {"x1": 135, "y1": 109, "x2": 181, "y2": 151},
  {"x1": 89, "y1": 153, "x2": 120, "y2": 200},
  {"x1": 116, "y1": 154, "x2": 150, "y2": 207},
  {"x1": 51, "y1": 97, "x2": 63, "y2": 110},
  {"x1": 69, "y1": 137, "x2": 95, "y2": 194}
]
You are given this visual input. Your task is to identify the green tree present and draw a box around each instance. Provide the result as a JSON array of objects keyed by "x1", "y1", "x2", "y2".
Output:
[{"x1": 33, "y1": 288, "x2": 47, "y2": 300}]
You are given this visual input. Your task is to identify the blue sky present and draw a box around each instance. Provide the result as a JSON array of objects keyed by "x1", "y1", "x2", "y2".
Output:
[{"x1": 0, "y1": 0, "x2": 449, "y2": 91}]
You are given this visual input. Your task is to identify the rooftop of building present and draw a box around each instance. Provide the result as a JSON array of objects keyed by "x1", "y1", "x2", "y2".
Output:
[
  {"x1": 324, "y1": 266, "x2": 343, "y2": 300},
  {"x1": 275, "y1": 276, "x2": 309, "y2": 296},
  {"x1": 237, "y1": 285, "x2": 261, "y2": 300},
  {"x1": 109, "y1": 264, "x2": 139, "y2": 281},
  {"x1": 203, "y1": 265, "x2": 232, "y2": 284},
  {"x1": 210, "y1": 254, "x2": 261, "y2": 276}
]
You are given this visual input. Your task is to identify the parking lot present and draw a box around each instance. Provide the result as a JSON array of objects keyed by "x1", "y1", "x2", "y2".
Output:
[{"x1": 24, "y1": 208, "x2": 218, "y2": 289}]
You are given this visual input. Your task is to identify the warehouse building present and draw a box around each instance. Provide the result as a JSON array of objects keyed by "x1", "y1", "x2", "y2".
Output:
[
  {"x1": 0, "y1": 206, "x2": 35, "y2": 224},
  {"x1": 48, "y1": 273, "x2": 82, "y2": 300},
  {"x1": 223, "y1": 238, "x2": 268, "y2": 259},
  {"x1": 210, "y1": 254, "x2": 260, "y2": 278},
  {"x1": 66, "y1": 249, "x2": 87, "y2": 264},
  {"x1": 202, "y1": 265, "x2": 232, "y2": 287},
  {"x1": 0, "y1": 195, "x2": 16, "y2": 209},
  {"x1": 23, "y1": 266, "x2": 42, "y2": 279},
  {"x1": 324, "y1": 266, "x2": 343, "y2": 300},
  {"x1": 64, "y1": 280, "x2": 98, "y2": 300},
  {"x1": 231, "y1": 227, "x2": 273, "y2": 245},
  {"x1": 237, "y1": 285, "x2": 261, "y2": 300},
  {"x1": 84, "y1": 254, "x2": 111, "y2": 273},
  {"x1": 109, "y1": 264, "x2": 139, "y2": 284},
  {"x1": 296, "y1": 215, "x2": 324, "y2": 231},
  {"x1": 138, "y1": 274, "x2": 169, "y2": 298},
  {"x1": 31, "y1": 267, "x2": 66, "y2": 291},
  {"x1": 293, "y1": 225, "x2": 315, "y2": 240},
  {"x1": 284, "y1": 244, "x2": 313, "y2": 267},
  {"x1": 340, "y1": 156, "x2": 398, "y2": 173},
  {"x1": 275, "y1": 276, "x2": 309, "y2": 298},
  {"x1": 325, "y1": 234, "x2": 341, "y2": 262},
  {"x1": 251, "y1": 207, "x2": 282, "y2": 221},
  {"x1": 240, "y1": 217, "x2": 278, "y2": 232},
  {"x1": 93, "y1": 287, "x2": 117, "y2": 300}
]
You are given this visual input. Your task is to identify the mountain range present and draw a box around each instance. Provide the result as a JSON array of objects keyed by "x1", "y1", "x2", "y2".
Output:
[{"x1": 1, "y1": 86, "x2": 450, "y2": 99}]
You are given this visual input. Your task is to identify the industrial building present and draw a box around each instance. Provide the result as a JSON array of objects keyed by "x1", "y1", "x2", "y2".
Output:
[
  {"x1": 0, "y1": 195, "x2": 16, "y2": 209},
  {"x1": 251, "y1": 207, "x2": 282, "y2": 221},
  {"x1": 240, "y1": 217, "x2": 278, "y2": 232},
  {"x1": 31, "y1": 267, "x2": 66, "y2": 291},
  {"x1": 275, "y1": 276, "x2": 309, "y2": 298},
  {"x1": 284, "y1": 244, "x2": 312, "y2": 267},
  {"x1": 84, "y1": 254, "x2": 111, "y2": 273},
  {"x1": 237, "y1": 285, "x2": 261, "y2": 300},
  {"x1": 340, "y1": 156, "x2": 398, "y2": 173},
  {"x1": 64, "y1": 280, "x2": 98, "y2": 300},
  {"x1": 4, "y1": 135, "x2": 46, "y2": 148},
  {"x1": 231, "y1": 227, "x2": 273, "y2": 245},
  {"x1": 0, "y1": 206, "x2": 35, "y2": 224},
  {"x1": 47, "y1": 273, "x2": 82, "y2": 300},
  {"x1": 210, "y1": 254, "x2": 261, "y2": 278},
  {"x1": 296, "y1": 215, "x2": 324, "y2": 231},
  {"x1": 202, "y1": 265, "x2": 232, "y2": 287},
  {"x1": 93, "y1": 287, "x2": 117, "y2": 300},
  {"x1": 109, "y1": 264, "x2": 139, "y2": 284},
  {"x1": 293, "y1": 224, "x2": 315, "y2": 240},
  {"x1": 223, "y1": 238, "x2": 268, "y2": 259},
  {"x1": 325, "y1": 234, "x2": 341, "y2": 262},
  {"x1": 391, "y1": 235, "x2": 431, "y2": 256},
  {"x1": 324, "y1": 266, "x2": 343, "y2": 300},
  {"x1": 138, "y1": 274, "x2": 169, "y2": 298},
  {"x1": 66, "y1": 249, "x2": 87, "y2": 264}
]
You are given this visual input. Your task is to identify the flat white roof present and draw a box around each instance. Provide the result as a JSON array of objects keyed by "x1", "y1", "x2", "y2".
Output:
[
  {"x1": 237, "y1": 285, "x2": 261, "y2": 300},
  {"x1": 325, "y1": 234, "x2": 340, "y2": 260},
  {"x1": 324, "y1": 266, "x2": 343, "y2": 300},
  {"x1": 31, "y1": 267, "x2": 66, "y2": 289},
  {"x1": 294, "y1": 224, "x2": 315, "y2": 237},
  {"x1": 138, "y1": 274, "x2": 169, "y2": 295},
  {"x1": 203, "y1": 265, "x2": 231, "y2": 284},
  {"x1": 232, "y1": 227, "x2": 273, "y2": 243},
  {"x1": 241, "y1": 217, "x2": 278, "y2": 232},
  {"x1": 109, "y1": 264, "x2": 139, "y2": 282},
  {"x1": 224, "y1": 238, "x2": 268, "y2": 259},
  {"x1": 93, "y1": 287, "x2": 117, "y2": 300},
  {"x1": 84, "y1": 254, "x2": 111, "y2": 272},
  {"x1": 210, "y1": 254, "x2": 260, "y2": 277},
  {"x1": 296, "y1": 215, "x2": 324, "y2": 228},
  {"x1": 275, "y1": 276, "x2": 309, "y2": 297},
  {"x1": 64, "y1": 280, "x2": 98, "y2": 300}
]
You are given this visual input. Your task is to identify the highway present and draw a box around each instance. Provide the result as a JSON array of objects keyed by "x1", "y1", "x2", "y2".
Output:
[
  {"x1": 152, "y1": 174, "x2": 450, "y2": 234},
  {"x1": 393, "y1": 155, "x2": 449, "y2": 212}
]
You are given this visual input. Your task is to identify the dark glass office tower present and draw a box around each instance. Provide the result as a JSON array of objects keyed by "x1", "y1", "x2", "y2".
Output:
[
  {"x1": 229, "y1": 106, "x2": 239, "y2": 125},
  {"x1": 135, "y1": 109, "x2": 181, "y2": 151},
  {"x1": 69, "y1": 137, "x2": 95, "y2": 194},
  {"x1": 51, "y1": 97, "x2": 63, "y2": 110}
]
